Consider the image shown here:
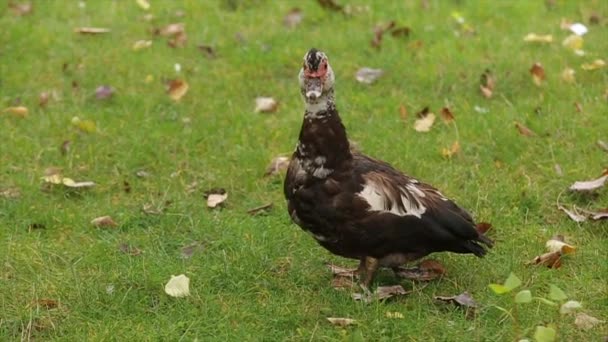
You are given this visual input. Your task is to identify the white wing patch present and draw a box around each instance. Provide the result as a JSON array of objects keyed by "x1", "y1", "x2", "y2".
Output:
[{"x1": 358, "y1": 181, "x2": 427, "y2": 218}]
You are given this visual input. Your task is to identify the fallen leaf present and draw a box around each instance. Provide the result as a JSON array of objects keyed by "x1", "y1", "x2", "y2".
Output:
[
  {"x1": 529, "y1": 251, "x2": 562, "y2": 269},
  {"x1": 474, "y1": 105, "x2": 488, "y2": 114},
  {"x1": 390, "y1": 26, "x2": 411, "y2": 38},
  {"x1": 3, "y1": 106, "x2": 28, "y2": 117},
  {"x1": 264, "y1": 156, "x2": 290, "y2": 176},
  {"x1": 95, "y1": 85, "x2": 114, "y2": 100},
  {"x1": 562, "y1": 34, "x2": 583, "y2": 54},
  {"x1": 597, "y1": 140, "x2": 608, "y2": 153},
  {"x1": 326, "y1": 317, "x2": 356, "y2": 327},
  {"x1": 489, "y1": 273, "x2": 522, "y2": 294},
  {"x1": 394, "y1": 259, "x2": 446, "y2": 281},
  {"x1": 167, "y1": 79, "x2": 189, "y2": 101},
  {"x1": 434, "y1": 291, "x2": 478, "y2": 312},
  {"x1": 530, "y1": 62, "x2": 545, "y2": 86},
  {"x1": 255, "y1": 97, "x2": 278, "y2": 113},
  {"x1": 355, "y1": 68, "x2": 383, "y2": 84},
  {"x1": 136, "y1": 0, "x2": 150, "y2": 10},
  {"x1": 515, "y1": 122, "x2": 535, "y2": 137},
  {"x1": 374, "y1": 285, "x2": 410, "y2": 300},
  {"x1": 480, "y1": 69, "x2": 495, "y2": 98},
  {"x1": 197, "y1": 45, "x2": 217, "y2": 59},
  {"x1": 327, "y1": 263, "x2": 357, "y2": 276},
  {"x1": 385, "y1": 311, "x2": 404, "y2": 319},
  {"x1": 284, "y1": 8, "x2": 303, "y2": 29},
  {"x1": 590, "y1": 209, "x2": 608, "y2": 220},
  {"x1": 136, "y1": 170, "x2": 150, "y2": 178},
  {"x1": 180, "y1": 241, "x2": 205, "y2": 259},
  {"x1": 34, "y1": 299, "x2": 59, "y2": 309},
  {"x1": 581, "y1": 59, "x2": 606, "y2": 71},
  {"x1": 71, "y1": 116, "x2": 96, "y2": 133},
  {"x1": 545, "y1": 235, "x2": 575, "y2": 255},
  {"x1": 142, "y1": 203, "x2": 163, "y2": 215},
  {"x1": 561, "y1": 68, "x2": 576, "y2": 83},
  {"x1": 534, "y1": 325, "x2": 557, "y2": 342},
  {"x1": 441, "y1": 141, "x2": 460, "y2": 158},
  {"x1": 414, "y1": 108, "x2": 435, "y2": 133},
  {"x1": 74, "y1": 27, "x2": 111, "y2": 34},
  {"x1": 91, "y1": 216, "x2": 118, "y2": 228},
  {"x1": 399, "y1": 105, "x2": 408, "y2": 121},
  {"x1": 164, "y1": 274, "x2": 190, "y2": 297},
  {"x1": 247, "y1": 203, "x2": 273, "y2": 215},
  {"x1": 316, "y1": 0, "x2": 344, "y2": 13},
  {"x1": 61, "y1": 177, "x2": 95, "y2": 188},
  {"x1": 205, "y1": 188, "x2": 227, "y2": 208},
  {"x1": 9, "y1": 2, "x2": 33, "y2": 16},
  {"x1": 574, "y1": 313, "x2": 604, "y2": 330},
  {"x1": 331, "y1": 274, "x2": 357, "y2": 290},
  {"x1": 0, "y1": 187, "x2": 21, "y2": 199},
  {"x1": 133, "y1": 40, "x2": 152, "y2": 51},
  {"x1": 118, "y1": 243, "x2": 142, "y2": 256},
  {"x1": 569, "y1": 173, "x2": 608, "y2": 192},
  {"x1": 168, "y1": 32, "x2": 187, "y2": 48},
  {"x1": 560, "y1": 300, "x2": 583, "y2": 314},
  {"x1": 158, "y1": 23, "x2": 184, "y2": 36},
  {"x1": 38, "y1": 91, "x2": 51, "y2": 107},
  {"x1": 558, "y1": 205, "x2": 587, "y2": 222},
  {"x1": 523, "y1": 33, "x2": 553, "y2": 43},
  {"x1": 440, "y1": 107, "x2": 455, "y2": 123},
  {"x1": 569, "y1": 23, "x2": 588, "y2": 36}
]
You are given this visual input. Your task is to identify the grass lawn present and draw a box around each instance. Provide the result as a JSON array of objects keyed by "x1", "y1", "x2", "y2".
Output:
[{"x1": 1, "y1": 0, "x2": 607, "y2": 340}]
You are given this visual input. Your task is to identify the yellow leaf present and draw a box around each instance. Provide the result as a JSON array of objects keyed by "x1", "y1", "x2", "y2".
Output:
[
  {"x1": 167, "y1": 79, "x2": 189, "y2": 101},
  {"x1": 441, "y1": 141, "x2": 460, "y2": 158},
  {"x1": 132, "y1": 40, "x2": 152, "y2": 51},
  {"x1": 71, "y1": 116, "x2": 96, "y2": 133},
  {"x1": 581, "y1": 59, "x2": 606, "y2": 71},
  {"x1": 3, "y1": 106, "x2": 28, "y2": 117},
  {"x1": 523, "y1": 33, "x2": 553, "y2": 43},
  {"x1": 562, "y1": 34, "x2": 583, "y2": 53},
  {"x1": 42, "y1": 174, "x2": 63, "y2": 185},
  {"x1": 136, "y1": 0, "x2": 150, "y2": 10},
  {"x1": 561, "y1": 68, "x2": 576, "y2": 83}
]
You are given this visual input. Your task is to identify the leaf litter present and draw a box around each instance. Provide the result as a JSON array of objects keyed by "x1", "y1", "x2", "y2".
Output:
[
  {"x1": 205, "y1": 188, "x2": 227, "y2": 208},
  {"x1": 164, "y1": 274, "x2": 190, "y2": 297},
  {"x1": 180, "y1": 241, "x2": 205, "y2": 259},
  {"x1": 569, "y1": 171, "x2": 608, "y2": 192},
  {"x1": 247, "y1": 203, "x2": 273, "y2": 215},
  {"x1": 352, "y1": 285, "x2": 411, "y2": 303},
  {"x1": 528, "y1": 235, "x2": 575, "y2": 269},
  {"x1": 574, "y1": 312, "x2": 604, "y2": 330},
  {"x1": 91, "y1": 216, "x2": 118, "y2": 228},
  {"x1": 255, "y1": 97, "x2": 278, "y2": 113},
  {"x1": 355, "y1": 68, "x2": 383, "y2": 84},
  {"x1": 414, "y1": 107, "x2": 435, "y2": 132},
  {"x1": 326, "y1": 317, "x2": 356, "y2": 327},
  {"x1": 393, "y1": 259, "x2": 447, "y2": 281},
  {"x1": 167, "y1": 79, "x2": 189, "y2": 101},
  {"x1": 264, "y1": 156, "x2": 290, "y2": 176},
  {"x1": 530, "y1": 62, "x2": 545, "y2": 86},
  {"x1": 479, "y1": 69, "x2": 495, "y2": 98},
  {"x1": 434, "y1": 292, "x2": 478, "y2": 317},
  {"x1": 74, "y1": 27, "x2": 111, "y2": 34}
]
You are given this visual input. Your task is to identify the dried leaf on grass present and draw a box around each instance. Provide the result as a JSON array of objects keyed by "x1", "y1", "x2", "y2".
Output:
[
  {"x1": 529, "y1": 235, "x2": 574, "y2": 269},
  {"x1": 574, "y1": 313, "x2": 604, "y2": 330},
  {"x1": 479, "y1": 69, "x2": 495, "y2": 98},
  {"x1": 136, "y1": 0, "x2": 150, "y2": 10},
  {"x1": 530, "y1": 62, "x2": 545, "y2": 86},
  {"x1": 545, "y1": 235, "x2": 576, "y2": 254},
  {"x1": 33, "y1": 299, "x2": 59, "y2": 309},
  {"x1": 561, "y1": 68, "x2": 576, "y2": 83},
  {"x1": 91, "y1": 216, "x2": 118, "y2": 228},
  {"x1": 164, "y1": 274, "x2": 190, "y2": 297},
  {"x1": 284, "y1": 8, "x2": 303, "y2": 28},
  {"x1": 95, "y1": 85, "x2": 114, "y2": 100},
  {"x1": 440, "y1": 107, "x2": 455, "y2": 123},
  {"x1": 133, "y1": 40, "x2": 152, "y2": 51},
  {"x1": 523, "y1": 33, "x2": 553, "y2": 43},
  {"x1": 414, "y1": 107, "x2": 435, "y2": 132},
  {"x1": 355, "y1": 68, "x2": 383, "y2": 84},
  {"x1": 264, "y1": 156, "x2": 290, "y2": 176},
  {"x1": 569, "y1": 173, "x2": 608, "y2": 192},
  {"x1": 198, "y1": 45, "x2": 217, "y2": 59},
  {"x1": 316, "y1": 0, "x2": 344, "y2": 13},
  {"x1": 167, "y1": 79, "x2": 189, "y2": 101},
  {"x1": 371, "y1": 21, "x2": 410, "y2": 49},
  {"x1": 435, "y1": 292, "x2": 478, "y2": 312},
  {"x1": 597, "y1": 140, "x2": 608, "y2": 153},
  {"x1": 205, "y1": 188, "x2": 227, "y2": 208},
  {"x1": 71, "y1": 116, "x2": 96, "y2": 133},
  {"x1": 3, "y1": 106, "x2": 28, "y2": 117},
  {"x1": 399, "y1": 105, "x2": 408, "y2": 122},
  {"x1": 475, "y1": 222, "x2": 492, "y2": 234},
  {"x1": 255, "y1": 97, "x2": 278, "y2": 113},
  {"x1": 118, "y1": 243, "x2": 142, "y2": 256},
  {"x1": 441, "y1": 141, "x2": 460, "y2": 158},
  {"x1": 42, "y1": 174, "x2": 95, "y2": 189},
  {"x1": 352, "y1": 285, "x2": 410, "y2": 302},
  {"x1": 247, "y1": 203, "x2": 273, "y2": 215},
  {"x1": 560, "y1": 300, "x2": 582, "y2": 314},
  {"x1": 394, "y1": 259, "x2": 446, "y2": 281},
  {"x1": 581, "y1": 59, "x2": 606, "y2": 71},
  {"x1": 385, "y1": 311, "x2": 404, "y2": 319},
  {"x1": 515, "y1": 122, "x2": 536, "y2": 137},
  {"x1": 326, "y1": 317, "x2": 356, "y2": 327},
  {"x1": 74, "y1": 27, "x2": 111, "y2": 34},
  {"x1": 0, "y1": 187, "x2": 21, "y2": 199},
  {"x1": 180, "y1": 241, "x2": 205, "y2": 259},
  {"x1": 558, "y1": 205, "x2": 587, "y2": 222},
  {"x1": 9, "y1": 2, "x2": 33, "y2": 16}
]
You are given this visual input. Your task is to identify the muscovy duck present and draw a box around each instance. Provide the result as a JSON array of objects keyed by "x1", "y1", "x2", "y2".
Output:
[{"x1": 284, "y1": 49, "x2": 493, "y2": 288}]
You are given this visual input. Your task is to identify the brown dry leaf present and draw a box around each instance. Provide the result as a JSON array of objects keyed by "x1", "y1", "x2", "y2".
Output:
[
  {"x1": 581, "y1": 59, "x2": 606, "y2": 71},
  {"x1": 180, "y1": 241, "x2": 205, "y2": 259},
  {"x1": 374, "y1": 285, "x2": 410, "y2": 300},
  {"x1": 575, "y1": 313, "x2": 605, "y2": 330},
  {"x1": 529, "y1": 250, "x2": 562, "y2": 268},
  {"x1": 264, "y1": 156, "x2": 290, "y2": 176},
  {"x1": 326, "y1": 317, "x2": 356, "y2": 327},
  {"x1": 284, "y1": 8, "x2": 303, "y2": 29},
  {"x1": 205, "y1": 188, "x2": 227, "y2": 208},
  {"x1": 118, "y1": 243, "x2": 142, "y2": 256},
  {"x1": 475, "y1": 222, "x2": 492, "y2": 234},
  {"x1": 523, "y1": 33, "x2": 553, "y2": 43},
  {"x1": 569, "y1": 173, "x2": 608, "y2": 192},
  {"x1": 0, "y1": 187, "x2": 21, "y2": 199},
  {"x1": 327, "y1": 263, "x2": 357, "y2": 276},
  {"x1": 530, "y1": 62, "x2": 545, "y2": 86},
  {"x1": 158, "y1": 23, "x2": 184, "y2": 36},
  {"x1": 9, "y1": 2, "x2": 33, "y2": 16},
  {"x1": 597, "y1": 140, "x2": 608, "y2": 153},
  {"x1": 390, "y1": 26, "x2": 411, "y2": 38},
  {"x1": 316, "y1": 0, "x2": 344, "y2": 13},
  {"x1": 414, "y1": 107, "x2": 435, "y2": 132},
  {"x1": 558, "y1": 205, "x2": 587, "y2": 223},
  {"x1": 34, "y1": 299, "x2": 59, "y2": 309},
  {"x1": 480, "y1": 69, "x2": 495, "y2": 98},
  {"x1": 331, "y1": 274, "x2": 357, "y2": 290},
  {"x1": 545, "y1": 235, "x2": 576, "y2": 255},
  {"x1": 441, "y1": 141, "x2": 460, "y2": 159},
  {"x1": 167, "y1": 79, "x2": 189, "y2": 101},
  {"x1": 515, "y1": 122, "x2": 536, "y2": 137},
  {"x1": 3, "y1": 106, "x2": 28, "y2": 117},
  {"x1": 394, "y1": 259, "x2": 446, "y2": 281},
  {"x1": 198, "y1": 45, "x2": 217, "y2": 59},
  {"x1": 371, "y1": 21, "x2": 395, "y2": 49},
  {"x1": 440, "y1": 107, "x2": 455, "y2": 123},
  {"x1": 255, "y1": 97, "x2": 278, "y2": 113},
  {"x1": 168, "y1": 32, "x2": 187, "y2": 48},
  {"x1": 247, "y1": 203, "x2": 273, "y2": 215},
  {"x1": 561, "y1": 68, "x2": 576, "y2": 83},
  {"x1": 91, "y1": 216, "x2": 118, "y2": 228},
  {"x1": 591, "y1": 210, "x2": 608, "y2": 221},
  {"x1": 399, "y1": 105, "x2": 408, "y2": 122},
  {"x1": 74, "y1": 27, "x2": 111, "y2": 34},
  {"x1": 355, "y1": 68, "x2": 383, "y2": 84},
  {"x1": 435, "y1": 292, "x2": 478, "y2": 310}
]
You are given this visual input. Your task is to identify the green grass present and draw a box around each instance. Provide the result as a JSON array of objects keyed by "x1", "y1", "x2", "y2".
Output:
[{"x1": 1, "y1": 0, "x2": 607, "y2": 340}]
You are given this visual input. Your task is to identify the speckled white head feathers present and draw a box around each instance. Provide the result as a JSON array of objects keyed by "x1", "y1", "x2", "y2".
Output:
[{"x1": 298, "y1": 49, "x2": 335, "y2": 109}]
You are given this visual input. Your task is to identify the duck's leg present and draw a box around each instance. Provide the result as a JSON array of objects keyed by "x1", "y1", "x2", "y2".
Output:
[{"x1": 359, "y1": 256, "x2": 379, "y2": 294}]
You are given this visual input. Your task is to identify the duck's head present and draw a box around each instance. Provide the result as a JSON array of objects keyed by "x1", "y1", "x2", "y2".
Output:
[{"x1": 299, "y1": 48, "x2": 335, "y2": 103}]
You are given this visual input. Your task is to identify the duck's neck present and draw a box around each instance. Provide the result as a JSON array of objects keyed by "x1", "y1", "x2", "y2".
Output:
[{"x1": 295, "y1": 89, "x2": 352, "y2": 179}]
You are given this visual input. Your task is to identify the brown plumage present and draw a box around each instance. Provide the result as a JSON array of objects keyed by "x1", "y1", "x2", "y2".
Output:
[{"x1": 284, "y1": 49, "x2": 493, "y2": 288}]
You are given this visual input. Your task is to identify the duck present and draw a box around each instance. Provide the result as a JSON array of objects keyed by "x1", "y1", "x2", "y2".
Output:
[{"x1": 284, "y1": 48, "x2": 493, "y2": 289}]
